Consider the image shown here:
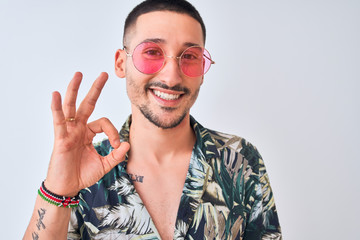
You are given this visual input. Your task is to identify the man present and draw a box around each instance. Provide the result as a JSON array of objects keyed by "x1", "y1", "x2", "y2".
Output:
[{"x1": 24, "y1": 0, "x2": 281, "y2": 239}]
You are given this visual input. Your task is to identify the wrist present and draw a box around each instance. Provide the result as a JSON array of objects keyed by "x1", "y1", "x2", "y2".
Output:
[
  {"x1": 39, "y1": 181, "x2": 80, "y2": 208},
  {"x1": 44, "y1": 179, "x2": 79, "y2": 198}
]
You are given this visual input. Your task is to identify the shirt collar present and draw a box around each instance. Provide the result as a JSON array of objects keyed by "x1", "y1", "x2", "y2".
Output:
[{"x1": 189, "y1": 115, "x2": 220, "y2": 159}]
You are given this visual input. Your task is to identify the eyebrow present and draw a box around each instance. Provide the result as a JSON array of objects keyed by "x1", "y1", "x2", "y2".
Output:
[{"x1": 141, "y1": 38, "x2": 201, "y2": 47}]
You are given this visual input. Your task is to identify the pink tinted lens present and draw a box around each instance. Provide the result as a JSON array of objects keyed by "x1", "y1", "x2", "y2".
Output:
[
  {"x1": 180, "y1": 47, "x2": 212, "y2": 77},
  {"x1": 202, "y1": 49, "x2": 212, "y2": 75},
  {"x1": 132, "y1": 42, "x2": 164, "y2": 74}
]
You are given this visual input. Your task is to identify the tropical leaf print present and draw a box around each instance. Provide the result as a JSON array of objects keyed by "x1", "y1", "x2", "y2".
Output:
[
  {"x1": 68, "y1": 116, "x2": 281, "y2": 239},
  {"x1": 93, "y1": 176, "x2": 153, "y2": 235}
]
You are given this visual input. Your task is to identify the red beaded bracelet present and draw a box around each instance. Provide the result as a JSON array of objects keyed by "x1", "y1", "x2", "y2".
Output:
[{"x1": 38, "y1": 181, "x2": 79, "y2": 208}]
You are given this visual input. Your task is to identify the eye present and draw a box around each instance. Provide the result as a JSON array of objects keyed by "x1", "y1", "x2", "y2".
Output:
[
  {"x1": 182, "y1": 47, "x2": 203, "y2": 62},
  {"x1": 141, "y1": 47, "x2": 163, "y2": 60},
  {"x1": 144, "y1": 48, "x2": 162, "y2": 56},
  {"x1": 182, "y1": 53, "x2": 198, "y2": 60}
]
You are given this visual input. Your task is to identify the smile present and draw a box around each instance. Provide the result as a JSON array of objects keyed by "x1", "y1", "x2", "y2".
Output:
[{"x1": 152, "y1": 90, "x2": 181, "y2": 100}]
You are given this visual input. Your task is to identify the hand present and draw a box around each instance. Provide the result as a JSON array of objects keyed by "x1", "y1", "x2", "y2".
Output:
[{"x1": 45, "y1": 72, "x2": 130, "y2": 197}]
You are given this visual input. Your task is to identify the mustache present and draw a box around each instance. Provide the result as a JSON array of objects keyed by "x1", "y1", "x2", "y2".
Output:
[{"x1": 145, "y1": 82, "x2": 190, "y2": 94}]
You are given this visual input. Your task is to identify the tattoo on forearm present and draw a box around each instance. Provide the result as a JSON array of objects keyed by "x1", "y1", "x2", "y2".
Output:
[
  {"x1": 32, "y1": 208, "x2": 46, "y2": 239},
  {"x1": 36, "y1": 208, "x2": 46, "y2": 230},
  {"x1": 128, "y1": 173, "x2": 144, "y2": 183},
  {"x1": 32, "y1": 232, "x2": 39, "y2": 240}
]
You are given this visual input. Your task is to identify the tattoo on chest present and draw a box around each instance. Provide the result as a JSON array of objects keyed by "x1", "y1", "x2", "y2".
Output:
[{"x1": 127, "y1": 173, "x2": 144, "y2": 183}]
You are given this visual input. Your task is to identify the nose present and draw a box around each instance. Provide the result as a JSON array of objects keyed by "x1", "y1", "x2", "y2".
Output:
[{"x1": 157, "y1": 56, "x2": 183, "y2": 87}]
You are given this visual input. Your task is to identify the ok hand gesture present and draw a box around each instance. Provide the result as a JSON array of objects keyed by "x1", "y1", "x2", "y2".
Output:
[{"x1": 45, "y1": 72, "x2": 130, "y2": 197}]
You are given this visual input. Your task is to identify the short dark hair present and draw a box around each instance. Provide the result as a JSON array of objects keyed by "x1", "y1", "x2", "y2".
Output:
[{"x1": 123, "y1": 0, "x2": 206, "y2": 45}]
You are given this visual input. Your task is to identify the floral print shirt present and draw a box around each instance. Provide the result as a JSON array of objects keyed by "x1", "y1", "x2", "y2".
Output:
[{"x1": 68, "y1": 116, "x2": 282, "y2": 240}]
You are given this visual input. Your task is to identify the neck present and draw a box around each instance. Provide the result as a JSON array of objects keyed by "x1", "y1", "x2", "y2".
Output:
[{"x1": 128, "y1": 108, "x2": 196, "y2": 165}]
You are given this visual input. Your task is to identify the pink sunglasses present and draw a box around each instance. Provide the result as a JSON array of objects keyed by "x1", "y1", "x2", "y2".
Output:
[{"x1": 124, "y1": 41, "x2": 215, "y2": 77}]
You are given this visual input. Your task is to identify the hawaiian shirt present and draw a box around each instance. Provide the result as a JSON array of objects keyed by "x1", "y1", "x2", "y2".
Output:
[{"x1": 68, "y1": 116, "x2": 282, "y2": 240}]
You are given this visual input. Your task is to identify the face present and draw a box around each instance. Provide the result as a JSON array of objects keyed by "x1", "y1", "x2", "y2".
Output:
[{"x1": 115, "y1": 11, "x2": 205, "y2": 129}]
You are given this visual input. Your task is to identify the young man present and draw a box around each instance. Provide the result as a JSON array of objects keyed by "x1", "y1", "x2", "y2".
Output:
[{"x1": 24, "y1": 0, "x2": 281, "y2": 239}]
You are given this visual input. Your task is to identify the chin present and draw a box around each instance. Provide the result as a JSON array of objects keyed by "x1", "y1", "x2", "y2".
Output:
[{"x1": 139, "y1": 105, "x2": 188, "y2": 129}]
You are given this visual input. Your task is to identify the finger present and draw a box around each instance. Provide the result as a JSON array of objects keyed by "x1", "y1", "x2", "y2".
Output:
[
  {"x1": 63, "y1": 72, "x2": 83, "y2": 119},
  {"x1": 88, "y1": 117, "x2": 120, "y2": 148},
  {"x1": 51, "y1": 91, "x2": 67, "y2": 138},
  {"x1": 76, "y1": 72, "x2": 108, "y2": 122},
  {"x1": 102, "y1": 142, "x2": 130, "y2": 174}
]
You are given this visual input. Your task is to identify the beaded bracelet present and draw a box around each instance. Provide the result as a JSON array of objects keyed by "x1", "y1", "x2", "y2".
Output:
[{"x1": 38, "y1": 181, "x2": 80, "y2": 208}]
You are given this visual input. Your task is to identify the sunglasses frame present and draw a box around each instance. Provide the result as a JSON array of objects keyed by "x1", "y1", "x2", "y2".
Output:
[{"x1": 123, "y1": 41, "x2": 215, "y2": 78}]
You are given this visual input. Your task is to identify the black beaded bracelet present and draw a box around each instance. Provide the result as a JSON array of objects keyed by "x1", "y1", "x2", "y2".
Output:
[{"x1": 38, "y1": 181, "x2": 80, "y2": 208}]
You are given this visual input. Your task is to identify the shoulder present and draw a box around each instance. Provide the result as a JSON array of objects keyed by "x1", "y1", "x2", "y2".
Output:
[
  {"x1": 208, "y1": 128, "x2": 261, "y2": 157},
  {"x1": 200, "y1": 125, "x2": 264, "y2": 175}
]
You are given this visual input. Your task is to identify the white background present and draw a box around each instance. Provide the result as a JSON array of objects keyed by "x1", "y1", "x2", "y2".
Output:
[{"x1": 1, "y1": 0, "x2": 359, "y2": 239}]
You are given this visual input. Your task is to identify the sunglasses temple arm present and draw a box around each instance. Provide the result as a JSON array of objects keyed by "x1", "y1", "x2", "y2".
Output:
[{"x1": 204, "y1": 54, "x2": 215, "y2": 64}]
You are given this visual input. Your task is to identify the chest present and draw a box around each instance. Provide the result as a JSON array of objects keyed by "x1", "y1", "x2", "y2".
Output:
[{"x1": 126, "y1": 156, "x2": 191, "y2": 239}]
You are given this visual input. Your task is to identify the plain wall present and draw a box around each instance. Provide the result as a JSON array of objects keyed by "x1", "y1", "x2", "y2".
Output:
[{"x1": 0, "y1": 0, "x2": 359, "y2": 239}]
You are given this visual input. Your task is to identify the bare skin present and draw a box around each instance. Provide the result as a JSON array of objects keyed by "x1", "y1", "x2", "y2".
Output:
[
  {"x1": 23, "y1": 72, "x2": 130, "y2": 239},
  {"x1": 115, "y1": 11, "x2": 204, "y2": 239},
  {"x1": 126, "y1": 106, "x2": 196, "y2": 239}
]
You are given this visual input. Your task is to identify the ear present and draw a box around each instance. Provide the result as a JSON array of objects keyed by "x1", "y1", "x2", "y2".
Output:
[{"x1": 115, "y1": 49, "x2": 127, "y2": 78}]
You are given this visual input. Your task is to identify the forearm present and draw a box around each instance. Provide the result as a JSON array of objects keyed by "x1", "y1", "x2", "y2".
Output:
[{"x1": 23, "y1": 194, "x2": 71, "y2": 240}]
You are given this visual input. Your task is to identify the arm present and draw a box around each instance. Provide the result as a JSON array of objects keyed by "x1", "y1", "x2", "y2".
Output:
[
  {"x1": 23, "y1": 72, "x2": 130, "y2": 239},
  {"x1": 24, "y1": 195, "x2": 71, "y2": 240}
]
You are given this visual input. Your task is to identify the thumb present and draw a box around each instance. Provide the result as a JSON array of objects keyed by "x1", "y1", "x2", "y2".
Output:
[{"x1": 102, "y1": 142, "x2": 130, "y2": 173}]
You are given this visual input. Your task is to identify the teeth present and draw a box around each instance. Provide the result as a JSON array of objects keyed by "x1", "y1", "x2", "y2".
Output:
[{"x1": 153, "y1": 90, "x2": 180, "y2": 100}]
